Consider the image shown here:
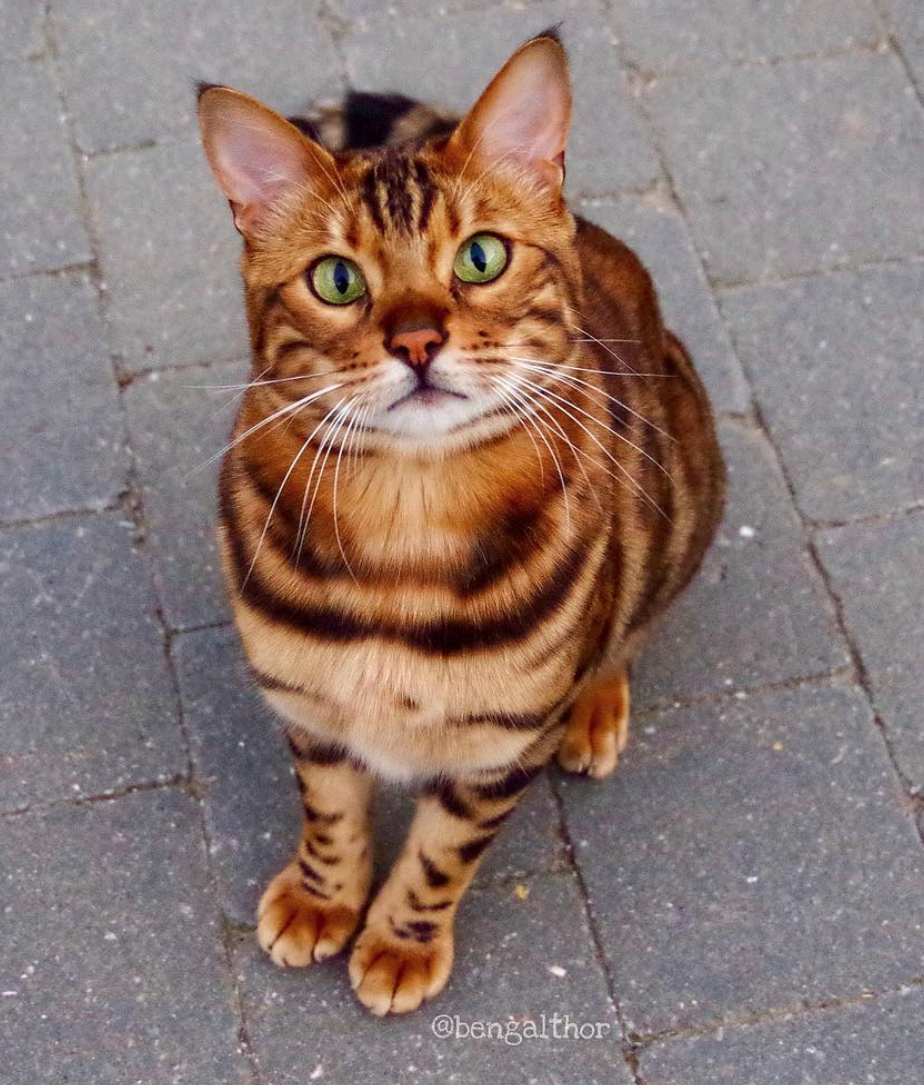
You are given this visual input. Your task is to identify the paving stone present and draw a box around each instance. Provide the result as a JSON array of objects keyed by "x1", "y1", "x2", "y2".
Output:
[
  {"x1": 639, "y1": 987, "x2": 924, "y2": 1085},
  {"x1": 235, "y1": 873, "x2": 630, "y2": 1084},
  {"x1": 85, "y1": 140, "x2": 249, "y2": 374},
  {"x1": 0, "y1": 0, "x2": 46, "y2": 59},
  {"x1": 0, "y1": 272, "x2": 125, "y2": 523},
  {"x1": 174, "y1": 626, "x2": 566, "y2": 927},
  {"x1": 645, "y1": 53, "x2": 924, "y2": 282},
  {"x1": 0, "y1": 61, "x2": 91, "y2": 276},
  {"x1": 123, "y1": 360, "x2": 246, "y2": 630},
  {"x1": 613, "y1": 0, "x2": 882, "y2": 72},
  {"x1": 343, "y1": 0, "x2": 661, "y2": 198},
  {"x1": 816, "y1": 514, "x2": 924, "y2": 786},
  {"x1": 0, "y1": 790, "x2": 250, "y2": 1085},
  {"x1": 557, "y1": 683, "x2": 924, "y2": 1034},
  {"x1": 337, "y1": 0, "x2": 543, "y2": 17},
  {"x1": 50, "y1": 0, "x2": 343, "y2": 153},
  {"x1": 633, "y1": 420, "x2": 849, "y2": 709},
  {"x1": 0, "y1": 514, "x2": 185, "y2": 812},
  {"x1": 579, "y1": 197, "x2": 749, "y2": 413},
  {"x1": 720, "y1": 264, "x2": 924, "y2": 524}
]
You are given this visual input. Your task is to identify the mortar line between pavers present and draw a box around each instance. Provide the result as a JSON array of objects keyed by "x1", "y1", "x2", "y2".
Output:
[
  {"x1": 629, "y1": 971, "x2": 924, "y2": 1053},
  {"x1": 615, "y1": 39, "x2": 891, "y2": 83},
  {"x1": 40, "y1": 13, "x2": 266, "y2": 1076},
  {"x1": 0, "y1": 258, "x2": 98, "y2": 285},
  {"x1": 603, "y1": 0, "x2": 924, "y2": 851},
  {"x1": 169, "y1": 628, "x2": 266, "y2": 1085},
  {"x1": 0, "y1": 499, "x2": 134, "y2": 534},
  {"x1": 0, "y1": 774, "x2": 195, "y2": 821},
  {"x1": 727, "y1": 356, "x2": 924, "y2": 852},
  {"x1": 807, "y1": 500, "x2": 924, "y2": 534},
  {"x1": 870, "y1": 0, "x2": 924, "y2": 111},
  {"x1": 548, "y1": 770, "x2": 647, "y2": 1085},
  {"x1": 713, "y1": 253, "x2": 924, "y2": 293}
]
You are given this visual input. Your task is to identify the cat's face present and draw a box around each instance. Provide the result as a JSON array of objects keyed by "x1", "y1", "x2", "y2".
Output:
[{"x1": 199, "y1": 35, "x2": 577, "y2": 451}]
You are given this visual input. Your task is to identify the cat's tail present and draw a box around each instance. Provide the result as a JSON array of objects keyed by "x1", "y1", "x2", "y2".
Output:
[{"x1": 289, "y1": 91, "x2": 457, "y2": 152}]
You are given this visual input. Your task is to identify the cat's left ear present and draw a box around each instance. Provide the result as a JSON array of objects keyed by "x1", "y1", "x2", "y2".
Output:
[
  {"x1": 197, "y1": 84, "x2": 335, "y2": 236},
  {"x1": 448, "y1": 30, "x2": 572, "y2": 192}
]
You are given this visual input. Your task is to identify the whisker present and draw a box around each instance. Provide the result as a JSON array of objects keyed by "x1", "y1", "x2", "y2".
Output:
[
  {"x1": 489, "y1": 381, "x2": 546, "y2": 486},
  {"x1": 504, "y1": 374, "x2": 669, "y2": 519},
  {"x1": 509, "y1": 359, "x2": 675, "y2": 443},
  {"x1": 497, "y1": 379, "x2": 605, "y2": 515},
  {"x1": 332, "y1": 396, "x2": 368, "y2": 582},
  {"x1": 241, "y1": 394, "x2": 347, "y2": 591},
  {"x1": 511, "y1": 371, "x2": 673, "y2": 479},
  {"x1": 491, "y1": 377, "x2": 571, "y2": 536},
  {"x1": 294, "y1": 398, "x2": 356, "y2": 564},
  {"x1": 185, "y1": 382, "x2": 344, "y2": 478}
]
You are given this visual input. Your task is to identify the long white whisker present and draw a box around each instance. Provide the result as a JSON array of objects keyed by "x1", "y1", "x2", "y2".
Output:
[
  {"x1": 503, "y1": 375, "x2": 669, "y2": 519},
  {"x1": 510, "y1": 369, "x2": 674, "y2": 478},
  {"x1": 186, "y1": 382, "x2": 344, "y2": 478},
  {"x1": 510, "y1": 358, "x2": 675, "y2": 443},
  {"x1": 295, "y1": 399, "x2": 356, "y2": 563},
  {"x1": 489, "y1": 382, "x2": 546, "y2": 486},
  {"x1": 491, "y1": 378, "x2": 571, "y2": 536},
  {"x1": 241, "y1": 395, "x2": 347, "y2": 591}
]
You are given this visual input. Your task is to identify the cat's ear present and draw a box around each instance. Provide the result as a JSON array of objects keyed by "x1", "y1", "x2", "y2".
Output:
[
  {"x1": 197, "y1": 84, "x2": 333, "y2": 236},
  {"x1": 449, "y1": 31, "x2": 572, "y2": 192}
]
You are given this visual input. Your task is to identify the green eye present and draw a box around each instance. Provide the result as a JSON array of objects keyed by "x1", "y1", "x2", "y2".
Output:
[
  {"x1": 453, "y1": 233, "x2": 508, "y2": 284},
  {"x1": 310, "y1": 256, "x2": 366, "y2": 305}
]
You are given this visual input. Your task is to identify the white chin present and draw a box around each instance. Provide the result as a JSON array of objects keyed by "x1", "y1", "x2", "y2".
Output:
[{"x1": 373, "y1": 395, "x2": 484, "y2": 438}]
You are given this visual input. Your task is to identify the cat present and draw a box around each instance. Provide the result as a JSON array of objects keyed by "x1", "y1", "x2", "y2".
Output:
[{"x1": 196, "y1": 28, "x2": 726, "y2": 1016}]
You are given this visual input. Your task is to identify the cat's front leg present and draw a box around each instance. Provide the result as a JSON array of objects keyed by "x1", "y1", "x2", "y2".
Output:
[
  {"x1": 349, "y1": 730, "x2": 559, "y2": 1015},
  {"x1": 257, "y1": 732, "x2": 373, "y2": 967}
]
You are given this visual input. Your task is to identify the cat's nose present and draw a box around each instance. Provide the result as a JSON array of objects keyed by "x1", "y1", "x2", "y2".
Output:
[{"x1": 388, "y1": 324, "x2": 445, "y2": 370}]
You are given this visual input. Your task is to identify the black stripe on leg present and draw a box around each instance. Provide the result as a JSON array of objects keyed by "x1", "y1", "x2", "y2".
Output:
[
  {"x1": 471, "y1": 764, "x2": 542, "y2": 802},
  {"x1": 458, "y1": 834, "x2": 495, "y2": 864},
  {"x1": 298, "y1": 858, "x2": 326, "y2": 887},
  {"x1": 419, "y1": 850, "x2": 450, "y2": 888},
  {"x1": 406, "y1": 889, "x2": 453, "y2": 913},
  {"x1": 421, "y1": 777, "x2": 473, "y2": 820}
]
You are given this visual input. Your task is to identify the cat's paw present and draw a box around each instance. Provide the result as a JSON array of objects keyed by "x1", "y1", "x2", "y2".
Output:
[
  {"x1": 257, "y1": 864, "x2": 361, "y2": 967},
  {"x1": 557, "y1": 671, "x2": 630, "y2": 779},
  {"x1": 348, "y1": 923, "x2": 454, "y2": 1015}
]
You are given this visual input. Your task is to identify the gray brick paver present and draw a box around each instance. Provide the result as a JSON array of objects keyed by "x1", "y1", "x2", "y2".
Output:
[
  {"x1": 0, "y1": 514, "x2": 186, "y2": 812},
  {"x1": 0, "y1": 790, "x2": 250, "y2": 1085},
  {"x1": 0, "y1": 272, "x2": 125, "y2": 523},
  {"x1": 645, "y1": 52, "x2": 924, "y2": 282},
  {"x1": 559, "y1": 683, "x2": 924, "y2": 1034}
]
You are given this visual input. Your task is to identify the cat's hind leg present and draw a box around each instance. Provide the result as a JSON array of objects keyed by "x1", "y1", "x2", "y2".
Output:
[{"x1": 557, "y1": 668, "x2": 630, "y2": 779}]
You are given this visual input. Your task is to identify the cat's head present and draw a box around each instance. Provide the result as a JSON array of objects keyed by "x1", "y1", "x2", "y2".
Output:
[{"x1": 198, "y1": 32, "x2": 579, "y2": 452}]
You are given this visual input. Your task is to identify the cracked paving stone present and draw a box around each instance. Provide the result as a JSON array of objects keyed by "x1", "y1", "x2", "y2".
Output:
[
  {"x1": 645, "y1": 53, "x2": 924, "y2": 282},
  {"x1": 720, "y1": 263, "x2": 924, "y2": 524},
  {"x1": 123, "y1": 360, "x2": 247, "y2": 631},
  {"x1": 816, "y1": 513, "x2": 924, "y2": 787}
]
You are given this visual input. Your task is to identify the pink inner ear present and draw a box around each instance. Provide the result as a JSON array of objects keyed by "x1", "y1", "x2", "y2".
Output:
[
  {"x1": 211, "y1": 118, "x2": 308, "y2": 209},
  {"x1": 458, "y1": 38, "x2": 572, "y2": 179},
  {"x1": 479, "y1": 62, "x2": 570, "y2": 164},
  {"x1": 199, "y1": 90, "x2": 315, "y2": 230}
]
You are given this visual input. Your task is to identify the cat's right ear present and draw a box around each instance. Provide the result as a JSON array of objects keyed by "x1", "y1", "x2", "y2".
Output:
[{"x1": 197, "y1": 84, "x2": 333, "y2": 236}]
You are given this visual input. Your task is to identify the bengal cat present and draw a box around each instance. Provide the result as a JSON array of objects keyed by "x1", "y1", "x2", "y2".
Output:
[{"x1": 196, "y1": 29, "x2": 725, "y2": 1015}]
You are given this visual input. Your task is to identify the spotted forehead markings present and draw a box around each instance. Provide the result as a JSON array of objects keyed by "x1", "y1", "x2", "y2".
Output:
[{"x1": 359, "y1": 150, "x2": 440, "y2": 237}]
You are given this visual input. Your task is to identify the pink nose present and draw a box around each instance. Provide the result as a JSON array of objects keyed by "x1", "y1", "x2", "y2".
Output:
[{"x1": 389, "y1": 325, "x2": 445, "y2": 368}]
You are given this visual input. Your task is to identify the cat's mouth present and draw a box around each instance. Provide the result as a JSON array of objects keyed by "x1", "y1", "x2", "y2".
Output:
[{"x1": 387, "y1": 386, "x2": 468, "y2": 411}]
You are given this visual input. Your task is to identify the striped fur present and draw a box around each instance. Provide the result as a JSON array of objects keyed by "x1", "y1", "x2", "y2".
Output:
[{"x1": 198, "y1": 32, "x2": 725, "y2": 1016}]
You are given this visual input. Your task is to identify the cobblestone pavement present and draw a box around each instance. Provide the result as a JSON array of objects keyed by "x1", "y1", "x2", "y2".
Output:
[{"x1": 2, "y1": 1, "x2": 923, "y2": 1082}]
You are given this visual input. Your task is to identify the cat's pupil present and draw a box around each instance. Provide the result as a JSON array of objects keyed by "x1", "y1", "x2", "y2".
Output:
[
  {"x1": 470, "y1": 241, "x2": 487, "y2": 274},
  {"x1": 333, "y1": 261, "x2": 350, "y2": 294}
]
